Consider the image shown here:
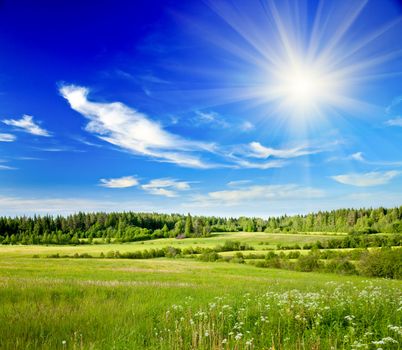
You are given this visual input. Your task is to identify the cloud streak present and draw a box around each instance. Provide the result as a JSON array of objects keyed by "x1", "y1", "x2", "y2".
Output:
[
  {"x1": 99, "y1": 176, "x2": 139, "y2": 188},
  {"x1": 0, "y1": 133, "x2": 16, "y2": 142},
  {"x1": 247, "y1": 142, "x2": 321, "y2": 159},
  {"x1": 332, "y1": 170, "x2": 401, "y2": 187},
  {"x1": 192, "y1": 184, "x2": 324, "y2": 207},
  {"x1": 142, "y1": 178, "x2": 191, "y2": 197},
  {"x1": 0, "y1": 164, "x2": 16, "y2": 170},
  {"x1": 2, "y1": 115, "x2": 51, "y2": 136},
  {"x1": 347, "y1": 152, "x2": 402, "y2": 167},
  {"x1": 193, "y1": 111, "x2": 230, "y2": 128},
  {"x1": 385, "y1": 117, "x2": 402, "y2": 127}
]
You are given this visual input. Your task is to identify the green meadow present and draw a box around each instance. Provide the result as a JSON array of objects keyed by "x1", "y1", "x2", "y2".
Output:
[
  {"x1": 0, "y1": 232, "x2": 401, "y2": 349},
  {"x1": 0, "y1": 232, "x2": 344, "y2": 258}
]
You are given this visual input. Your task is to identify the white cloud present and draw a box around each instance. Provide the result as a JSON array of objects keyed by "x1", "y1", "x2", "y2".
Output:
[
  {"x1": 142, "y1": 178, "x2": 191, "y2": 197},
  {"x1": 385, "y1": 117, "x2": 402, "y2": 127},
  {"x1": 60, "y1": 85, "x2": 215, "y2": 168},
  {"x1": 240, "y1": 121, "x2": 254, "y2": 131},
  {"x1": 192, "y1": 184, "x2": 324, "y2": 207},
  {"x1": 193, "y1": 111, "x2": 230, "y2": 128},
  {"x1": 350, "y1": 152, "x2": 365, "y2": 161},
  {"x1": 58, "y1": 85, "x2": 333, "y2": 171},
  {"x1": 0, "y1": 133, "x2": 16, "y2": 142},
  {"x1": 227, "y1": 180, "x2": 252, "y2": 186},
  {"x1": 99, "y1": 176, "x2": 139, "y2": 188},
  {"x1": 193, "y1": 111, "x2": 255, "y2": 132},
  {"x1": 2, "y1": 115, "x2": 51, "y2": 137},
  {"x1": 348, "y1": 152, "x2": 402, "y2": 166},
  {"x1": 332, "y1": 171, "x2": 401, "y2": 187},
  {"x1": 0, "y1": 164, "x2": 16, "y2": 170},
  {"x1": 385, "y1": 95, "x2": 402, "y2": 126},
  {"x1": 248, "y1": 142, "x2": 320, "y2": 159},
  {"x1": 328, "y1": 152, "x2": 402, "y2": 167},
  {"x1": 233, "y1": 159, "x2": 285, "y2": 169}
]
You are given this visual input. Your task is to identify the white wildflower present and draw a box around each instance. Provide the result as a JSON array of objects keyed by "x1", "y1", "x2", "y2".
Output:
[{"x1": 235, "y1": 333, "x2": 243, "y2": 341}]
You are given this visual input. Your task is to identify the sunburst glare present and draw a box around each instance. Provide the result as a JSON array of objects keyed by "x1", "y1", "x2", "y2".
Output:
[
  {"x1": 175, "y1": 0, "x2": 402, "y2": 130},
  {"x1": 270, "y1": 60, "x2": 341, "y2": 116}
]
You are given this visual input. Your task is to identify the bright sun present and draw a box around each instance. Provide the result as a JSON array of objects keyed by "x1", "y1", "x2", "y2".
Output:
[
  {"x1": 274, "y1": 64, "x2": 328, "y2": 111},
  {"x1": 287, "y1": 70, "x2": 319, "y2": 102}
]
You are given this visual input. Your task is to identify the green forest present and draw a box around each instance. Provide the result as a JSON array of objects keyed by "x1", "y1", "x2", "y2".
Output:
[{"x1": 1, "y1": 206, "x2": 402, "y2": 245}]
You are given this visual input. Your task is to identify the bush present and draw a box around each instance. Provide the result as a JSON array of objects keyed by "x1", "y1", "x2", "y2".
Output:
[
  {"x1": 231, "y1": 252, "x2": 245, "y2": 264},
  {"x1": 287, "y1": 251, "x2": 301, "y2": 259},
  {"x1": 326, "y1": 258, "x2": 357, "y2": 275},
  {"x1": 215, "y1": 240, "x2": 254, "y2": 252},
  {"x1": 358, "y1": 248, "x2": 402, "y2": 279},
  {"x1": 198, "y1": 251, "x2": 220, "y2": 262},
  {"x1": 296, "y1": 253, "x2": 322, "y2": 272},
  {"x1": 165, "y1": 246, "x2": 181, "y2": 258}
]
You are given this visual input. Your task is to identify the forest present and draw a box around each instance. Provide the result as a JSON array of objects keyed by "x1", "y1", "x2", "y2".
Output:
[{"x1": 1, "y1": 206, "x2": 402, "y2": 245}]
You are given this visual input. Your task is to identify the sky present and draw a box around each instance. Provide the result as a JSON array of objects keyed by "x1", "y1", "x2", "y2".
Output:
[{"x1": 1, "y1": 0, "x2": 402, "y2": 217}]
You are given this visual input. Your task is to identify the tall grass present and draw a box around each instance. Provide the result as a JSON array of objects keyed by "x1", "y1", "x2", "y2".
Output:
[
  {"x1": 0, "y1": 257, "x2": 401, "y2": 349},
  {"x1": 159, "y1": 282, "x2": 401, "y2": 349}
]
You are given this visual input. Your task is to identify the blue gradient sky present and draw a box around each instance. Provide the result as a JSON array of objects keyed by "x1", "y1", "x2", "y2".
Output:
[{"x1": 1, "y1": 0, "x2": 402, "y2": 216}]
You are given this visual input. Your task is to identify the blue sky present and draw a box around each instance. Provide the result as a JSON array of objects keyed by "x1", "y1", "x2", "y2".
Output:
[{"x1": 1, "y1": 0, "x2": 402, "y2": 217}]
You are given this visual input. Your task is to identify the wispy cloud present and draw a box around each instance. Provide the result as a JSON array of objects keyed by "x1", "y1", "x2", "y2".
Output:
[
  {"x1": 72, "y1": 136, "x2": 103, "y2": 148},
  {"x1": 0, "y1": 133, "x2": 16, "y2": 142},
  {"x1": 0, "y1": 164, "x2": 16, "y2": 170},
  {"x1": 223, "y1": 140, "x2": 328, "y2": 169},
  {"x1": 0, "y1": 159, "x2": 17, "y2": 170},
  {"x1": 2, "y1": 115, "x2": 51, "y2": 137},
  {"x1": 232, "y1": 159, "x2": 285, "y2": 169},
  {"x1": 247, "y1": 142, "x2": 321, "y2": 159},
  {"x1": 385, "y1": 117, "x2": 402, "y2": 127},
  {"x1": 332, "y1": 170, "x2": 401, "y2": 187},
  {"x1": 191, "y1": 111, "x2": 255, "y2": 133},
  {"x1": 385, "y1": 95, "x2": 402, "y2": 115},
  {"x1": 31, "y1": 146, "x2": 85, "y2": 153},
  {"x1": 142, "y1": 178, "x2": 191, "y2": 197},
  {"x1": 99, "y1": 176, "x2": 139, "y2": 188},
  {"x1": 350, "y1": 152, "x2": 365, "y2": 161},
  {"x1": 192, "y1": 184, "x2": 324, "y2": 207},
  {"x1": 240, "y1": 121, "x2": 254, "y2": 131},
  {"x1": 227, "y1": 180, "x2": 252, "y2": 186},
  {"x1": 385, "y1": 94, "x2": 402, "y2": 126},
  {"x1": 15, "y1": 156, "x2": 43, "y2": 161},
  {"x1": 59, "y1": 84, "x2": 337, "y2": 171},
  {"x1": 60, "y1": 84, "x2": 215, "y2": 169},
  {"x1": 192, "y1": 111, "x2": 230, "y2": 128},
  {"x1": 337, "y1": 152, "x2": 402, "y2": 167}
]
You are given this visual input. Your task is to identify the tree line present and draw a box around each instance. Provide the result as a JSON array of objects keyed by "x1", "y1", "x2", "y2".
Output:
[{"x1": 0, "y1": 206, "x2": 401, "y2": 244}]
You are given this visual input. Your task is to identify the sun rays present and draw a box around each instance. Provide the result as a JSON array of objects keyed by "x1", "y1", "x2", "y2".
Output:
[{"x1": 181, "y1": 0, "x2": 402, "y2": 128}]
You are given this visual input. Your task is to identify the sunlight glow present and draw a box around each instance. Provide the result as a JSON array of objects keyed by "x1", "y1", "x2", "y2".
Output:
[
  {"x1": 276, "y1": 64, "x2": 324, "y2": 109},
  {"x1": 194, "y1": 0, "x2": 402, "y2": 125}
]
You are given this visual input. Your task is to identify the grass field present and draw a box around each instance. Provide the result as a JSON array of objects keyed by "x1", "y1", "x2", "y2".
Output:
[
  {"x1": 0, "y1": 232, "x2": 345, "y2": 258},
  {"x1": 1, "y1": 232, "x2": 401, "y2": 349}
]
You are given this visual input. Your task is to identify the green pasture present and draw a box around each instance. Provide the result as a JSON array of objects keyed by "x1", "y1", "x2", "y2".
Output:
[{"x1": 0, "y1": 231, "x2": 345, "y2": 258}]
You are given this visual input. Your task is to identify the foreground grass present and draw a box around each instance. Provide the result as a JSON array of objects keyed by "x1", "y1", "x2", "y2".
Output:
[{"x1": 0, "y1": 256, "x2": 401, "y2": 349}]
